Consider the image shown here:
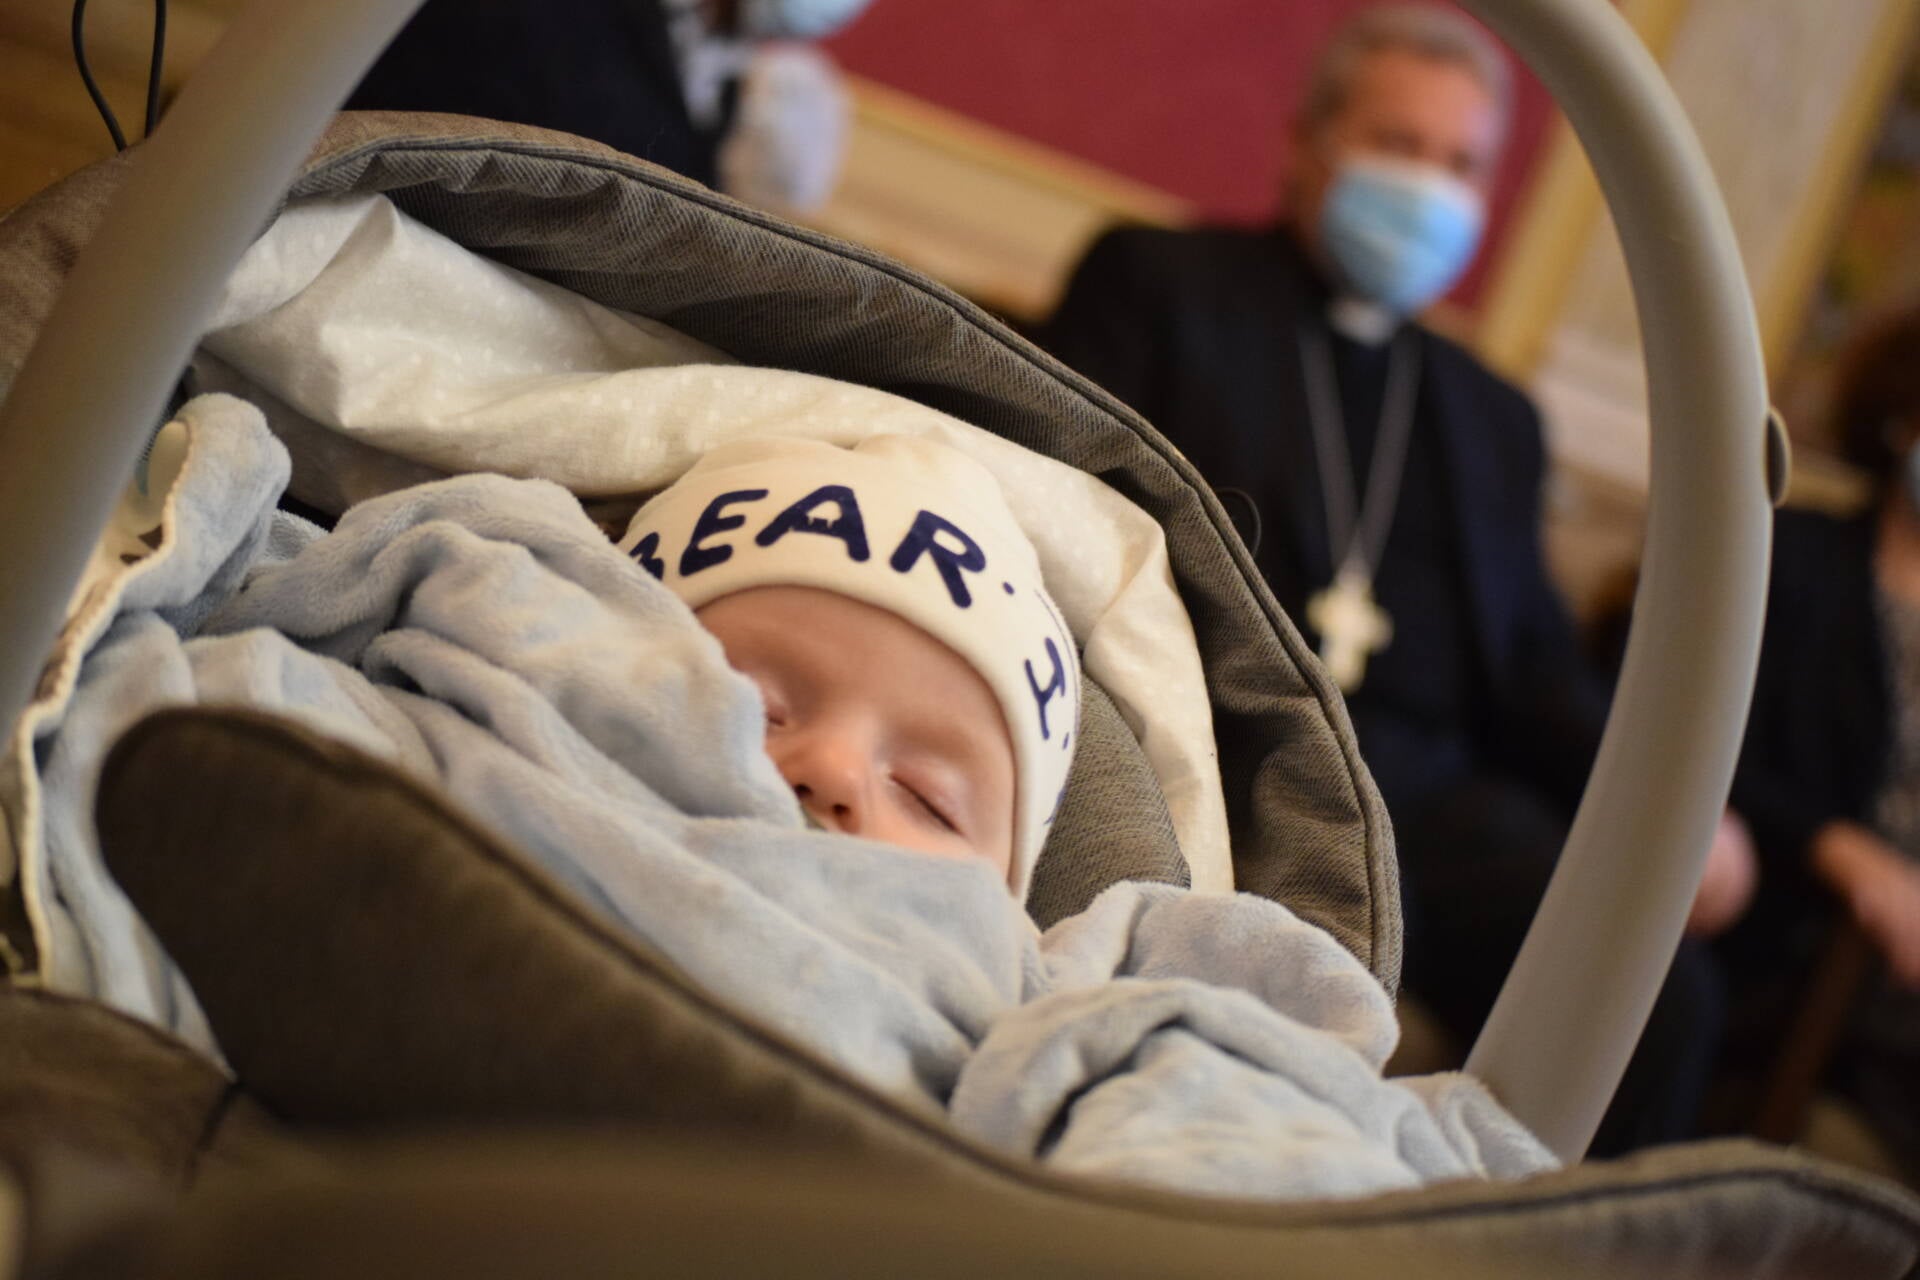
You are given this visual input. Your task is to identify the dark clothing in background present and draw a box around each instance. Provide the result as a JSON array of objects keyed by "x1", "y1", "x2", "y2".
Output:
[
  {"x1": 1323, "y1": 328, "x2": 1482, "y2": 798},
  {"x1": 1731, "y1": 509, "x2": 1888, "y2": 886},
  {"x1": 1725, "y1": 508, "x2": 1918, "y2": 1173},
  {"x1": 347, "y1": 0, "x2": 727, "y2": 186},
  {"x1": 1044, "y1": 224, "x2": 1720, "y2": 1155}
]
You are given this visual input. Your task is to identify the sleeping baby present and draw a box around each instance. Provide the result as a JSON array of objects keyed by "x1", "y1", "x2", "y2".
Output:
[
  {"x1": 617, "y1": 433, "x2": 1079, "y2": 904},
  {"x1": 608, "y1": 431, "x2": 1554, "y2": 1199}
]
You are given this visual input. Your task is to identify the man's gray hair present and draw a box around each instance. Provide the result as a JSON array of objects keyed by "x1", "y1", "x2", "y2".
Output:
[{"x1": 1298, "y1": 5, "x2": 1513, "y2": 135}]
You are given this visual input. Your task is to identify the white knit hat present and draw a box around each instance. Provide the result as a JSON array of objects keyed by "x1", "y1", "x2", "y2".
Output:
[{"x1": 620, "y1": 435, "x2": 1080, "y2": 898}]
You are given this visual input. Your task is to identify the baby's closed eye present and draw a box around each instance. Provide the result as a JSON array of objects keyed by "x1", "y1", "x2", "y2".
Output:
[{"x1": 893, "y1": 765, "x2": 969, "y2": 834}]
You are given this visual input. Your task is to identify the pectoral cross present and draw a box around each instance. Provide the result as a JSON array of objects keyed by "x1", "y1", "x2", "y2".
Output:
[{"x1": 1306, "y1": 563, "x2": 1392, "y2": 694}]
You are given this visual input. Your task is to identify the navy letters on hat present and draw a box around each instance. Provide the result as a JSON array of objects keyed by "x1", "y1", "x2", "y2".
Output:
[
  {"x1": 640, "y1": 483, "x2": 995, "y2": 614},
  {"x1": 755, "y1": 484, "x2": 871, "y2": 562},
  {"x1": 1024, "y1": 637, "x2": 1069, "y2": 741},
  {"x1": 681, "y1": 489, "x2": 770, "y2": 576},
  {"x1": 889, "y1": 510, "x2": 986, "y2": 608}
]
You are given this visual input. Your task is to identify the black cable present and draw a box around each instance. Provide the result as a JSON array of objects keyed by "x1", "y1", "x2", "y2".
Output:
[
  {"x1": 145, "y1": 0, "x2": 168, "y2": 137},
  {"x1": 1216, "y1": 487, "x2": 1264, "y2": 559},
  {"x1": 72, "y1": 0, "x2": 129, "y2": 152}
]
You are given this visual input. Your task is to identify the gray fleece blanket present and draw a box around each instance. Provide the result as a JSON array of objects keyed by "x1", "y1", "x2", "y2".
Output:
[{"x1": 29, "y1": 395, "x2": 1554, "y2": 1200}]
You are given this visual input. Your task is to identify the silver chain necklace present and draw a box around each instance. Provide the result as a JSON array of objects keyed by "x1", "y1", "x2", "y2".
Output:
[{"x1": 1298, "y1": 322, "x2": 1422, "y2": 692}]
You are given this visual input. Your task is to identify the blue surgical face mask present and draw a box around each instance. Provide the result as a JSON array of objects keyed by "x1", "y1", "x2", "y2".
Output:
[{"x1": 1317, "y1": 155, "x2": 1486, "y2": 316}]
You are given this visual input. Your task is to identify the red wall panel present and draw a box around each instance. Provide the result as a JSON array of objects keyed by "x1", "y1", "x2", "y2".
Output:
[{"x1": 826, "y1": 1, "x2": 1556, "y2": 309}]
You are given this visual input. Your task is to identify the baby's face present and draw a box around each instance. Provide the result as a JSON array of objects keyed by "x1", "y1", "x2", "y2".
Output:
[{"x1": 696, "y1": 586, "x2": 1018, "y2": 883}]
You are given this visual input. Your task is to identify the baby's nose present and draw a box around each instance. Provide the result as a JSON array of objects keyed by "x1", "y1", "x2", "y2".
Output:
[{"x1": 779, "y1": 732, "x2": 871, "y2": 835}]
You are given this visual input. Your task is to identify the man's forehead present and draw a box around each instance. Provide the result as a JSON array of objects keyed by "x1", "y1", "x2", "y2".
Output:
[
  {"x1": 1318, "y1": 46, "x2": 1505, "y2": 175},
  {"x1": 1342, "y1": 47, "x2": 1498, "y2": 119}
]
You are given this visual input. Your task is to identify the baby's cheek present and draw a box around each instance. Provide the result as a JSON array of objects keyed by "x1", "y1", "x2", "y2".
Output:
[{"x1": 878, "y1": 808, "x2": 994, "y2": 867}]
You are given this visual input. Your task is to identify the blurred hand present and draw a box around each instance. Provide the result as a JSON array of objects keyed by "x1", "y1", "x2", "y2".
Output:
[
  {"x1": 1813, "y1": 820, "x2": 1920, "y2": 989},
  {"x1": 1686, "y1": 808, "x2": 1759, "y2": 938}
]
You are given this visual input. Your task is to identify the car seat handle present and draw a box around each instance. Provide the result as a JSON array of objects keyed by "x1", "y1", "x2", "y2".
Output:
[
  {"x1": 1454, "y1": 0, "x2": 1769, "y2": 1161},
  {"x1": 0, "y1": 0, "x2": 423, "y2": 737},
  {"x1": 0, "y1": 0, "x2": 1767, "y2": 1164}
]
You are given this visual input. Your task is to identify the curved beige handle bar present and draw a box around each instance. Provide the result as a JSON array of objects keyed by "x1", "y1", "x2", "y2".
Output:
[
  {"x1": 0, "y1": 0, "x2": 1767, "y2": 1163},
  {"x1": 1454, "y1": 0, "x2": 1770, "y2": 1160},
  {"x1": 0, "y1": 0, "x2": 423, "y2": 710}
]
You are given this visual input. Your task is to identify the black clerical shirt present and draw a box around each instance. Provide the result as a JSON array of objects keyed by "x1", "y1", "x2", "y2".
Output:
[{"x1": 1324, "y1": 324, "x2": 1481, "y2": 808}]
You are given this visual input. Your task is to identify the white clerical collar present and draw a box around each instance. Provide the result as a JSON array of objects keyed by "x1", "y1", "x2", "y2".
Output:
[{"x1": 1327, "y1": 295, "x2": 1400, "y2": 346}]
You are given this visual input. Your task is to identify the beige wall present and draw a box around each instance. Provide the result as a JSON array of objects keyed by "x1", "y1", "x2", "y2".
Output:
[
  {"x1": 1476, "y1": 0, "x2": 1919, "y2": 611},
  {"x1": 1530, "y1": 0, "x2": 1918, "y2": 489},
  {"x1": 0, "y1": 1, "x2": 243, "y2": 211},
  {"x1": 792, "y1": 78, "x2": 1194, "y2": 324}
]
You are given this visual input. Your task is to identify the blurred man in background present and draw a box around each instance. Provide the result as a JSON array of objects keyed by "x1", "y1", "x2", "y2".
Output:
[{"x1": 1044, "y1": 2, "x2": 1745, "y2": 1155}]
